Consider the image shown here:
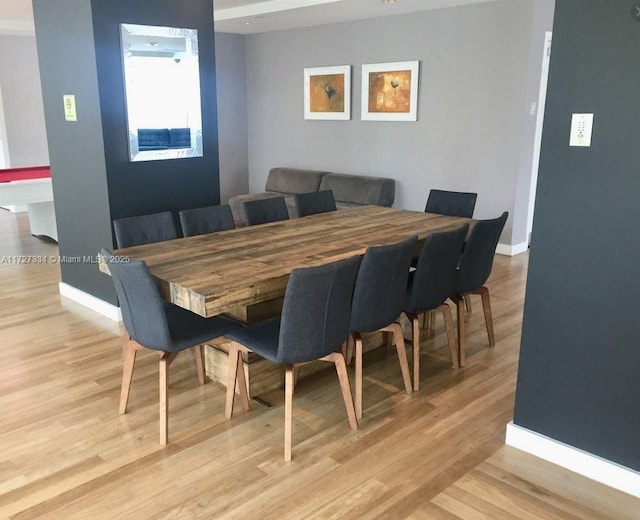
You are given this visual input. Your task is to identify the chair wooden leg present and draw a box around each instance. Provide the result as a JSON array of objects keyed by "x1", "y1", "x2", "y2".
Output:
[
  {"x1": 409, "y1": 313, "x2": 420, "y2": 391},
  {"x1": 353, "y1": 333, "x2": 364, "y2": 420},
  {"x1": 158, "y1": 352, "x2": 177, "y2": 445},
  {"x1": 421, "y1": 310, "x2": 434, "y2": 331},
  {"x1": 322, "y1": 352, "x2": 358, "y2": 431},
  {"x1": 284, "y1": 365, "x2": 295, "y2": 461},
  {"x1": 236, "y1": 348, "x2": 250, "y2": 412},
  {"x1": 292, "y1": 365, "x2": 300, "y2": 388},
  {"x1": 343, "y1": 335, "x2": 354, "y2": 365},
  {"x1": 383, "y1": 322, "x2": 412, "y2": 396},
  {"x1": 464, "y1": 295, "x2": 472, "y2": 315},
  {"x1": 225, "y1": 342, "x2": 249, "y2": 419},
  {"x1": 119, "y1": 340, "x2": 139, "y2": 414},
  {"x1": 455, "y1": 296, "x2": 467, "y2": 367},
  {"x1": 194, "y1": 345, "x2": 206, "y2": 386},
  {"x1": 438, "y1": 303, "x2": 459, "y2": 368},
  {"x1": 476, "y1": 286, "x2": 495, "y2": 346}
]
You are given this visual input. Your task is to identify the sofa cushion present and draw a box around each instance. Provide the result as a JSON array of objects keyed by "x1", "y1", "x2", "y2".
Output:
[
  {"x1": 319, "y1": 173, "x2": 395, "y2": 207},
  {"x1": 265, "y1": 167, "x2": 326, "y2": 194},
  {"x1": 169, "y1": 128, "x2": 191, "y2": 148},
  {"x1": 138, "y1": 128, "x2": 170, "y2": 150}
]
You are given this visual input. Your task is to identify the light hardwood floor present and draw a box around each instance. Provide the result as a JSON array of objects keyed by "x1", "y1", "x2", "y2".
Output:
[{"x1": 1, "y1": 210, "x2": 638, "y2": 519}]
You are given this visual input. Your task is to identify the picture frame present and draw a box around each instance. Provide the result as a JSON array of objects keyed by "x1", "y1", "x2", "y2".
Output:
[
  {"x1": 361, "y1": 60, "x2": 420, "y2": 121},
  {"x1": 304, "y1": 65, "x2": 351, "y2": 120}
]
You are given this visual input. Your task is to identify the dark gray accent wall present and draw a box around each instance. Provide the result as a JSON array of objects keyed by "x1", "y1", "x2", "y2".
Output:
[
  {"x1": 514, "y1": 0, "x2": 640, "y2": 471},
  {"x1": 0, "y1": 35, "x2": 49, "y2": 167},
  {"x1": 90, "y1": 0, "x2": 220, "y2": 223},
  {"x1": 33, "y1": 0, "x2": 219, "y2": 304},
  {"x1": 244, "y1": 0, "x2": 554, "y2": 246},
  {"x1": 33, "y1": 0, "x2": 115, "y2": 302}
]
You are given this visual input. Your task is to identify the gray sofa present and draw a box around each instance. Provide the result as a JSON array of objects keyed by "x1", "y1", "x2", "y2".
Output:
[{"x1": 229, "y1": 167, "x2": 395, "y2": 225}]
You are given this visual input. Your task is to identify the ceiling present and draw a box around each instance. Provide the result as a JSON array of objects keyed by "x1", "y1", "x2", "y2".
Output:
[{"x1": 0, "y1": 0, "x2": 497, "y2": 36}]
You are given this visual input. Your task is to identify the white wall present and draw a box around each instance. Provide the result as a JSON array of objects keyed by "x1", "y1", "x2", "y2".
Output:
[
  {"x1": 0, "y1": 34, "x2": 49, "y2": 167},
  {"x1": 244, "y1": 0, "x2": 555, "y2": 247},
  {"x1": 512, "y1": 0, "x2": 556, "y2": 247}
]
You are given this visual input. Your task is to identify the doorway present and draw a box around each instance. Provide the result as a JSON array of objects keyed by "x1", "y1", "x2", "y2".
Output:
[{"x1": 526, "y1": 31, "x2": 552, "y2": 244}]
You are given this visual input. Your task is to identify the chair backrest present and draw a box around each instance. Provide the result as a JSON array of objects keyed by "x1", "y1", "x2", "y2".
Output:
[
  {"x1": 294, "y1": 190, "x2": 337, "y2": 217},
  {"x1": 179, "y1": 204, "x2": 235, "y2": 237},
  {"x1": 113, "y1": 211, "x2": 177, "y2": 248},
  {"x1": 406, "y1": 224, "x2": 469, "y2": 314},
  {"x1": 350, "y1": 236, "x2": 418, "y2": 333},
  {"x1": 243, "y1": 196, "x2": 289, "y2": 226},
  {"x1": 425, "y1": 189, "x2": 478, "y2": 218},
  {"x1": 276, "y1": 255, "x2": 361, "y2": 364},
  {"x1": 453, "y1": 212, "x2": 508, "y2": 294},
  {"x1": 100, "y1": 249, "x2": 173, "y2": 351}
]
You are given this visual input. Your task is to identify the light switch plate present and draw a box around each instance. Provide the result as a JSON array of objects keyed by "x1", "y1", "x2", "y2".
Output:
[
  {"x1": 63, "y1": 95, "x2": 77, "y2": 122},
  {"x1": 569, "y1": 113, "x2": 593, "y2": 147}
]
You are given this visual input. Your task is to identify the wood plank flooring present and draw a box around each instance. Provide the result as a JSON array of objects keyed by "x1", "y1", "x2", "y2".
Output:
[{"x1": 1, "y1": 209, "x2": 637, "y2": 519}]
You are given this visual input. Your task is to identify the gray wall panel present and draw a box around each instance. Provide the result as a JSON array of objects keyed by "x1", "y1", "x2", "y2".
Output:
[
  {"x1": 33, "y1": 0, "x2": 220, "y2": 304},
  {"x1": 90, "y1": 0, "x2": 220, "y2": 227},
  {"x1": 244, "y1": 0, "x2": 553, "y2": 245},
  {"x1": 514, "y1": 0, "x2": 640, "y2": 471},
  {"x1": 33, "y1": 0, "x2": 115, "y2": 302},
  {"x1": 215, "y1": 32, "x2": 249, "y2": 203}
]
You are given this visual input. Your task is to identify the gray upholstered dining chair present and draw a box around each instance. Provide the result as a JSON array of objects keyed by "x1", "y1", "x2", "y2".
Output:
[
  {"x1": 425, "y1": 189, "x2": 478, "y2": 218},
  {"x1": 423, "y1": 188, "x2": 477, "y2": 317},
  {"x1": 243, "y1": 196, "x2": 289, "y2": 226},
  {"x1": 348, "y1": 236, "x2": 417, "y2": 419},
  {"x1": 449, "y1": 211, "x2": 508, "y2": 366},
  {"x1": 179, "y1": 204, "x2": 235, "y2": 237},
  {"x1": 404, "y1": 224, "x2": 469, "y2": 390},
  {"x1": 100, "y1": 248, "x2": 241, "y2": 445},
  {"x1": 293, "y1": 190, "x2": 337, "y2": 217},
  {"x1": 113, "y1": 211, "x2": 177, "y2": 248},
  {"x1": 224, "y1": 255, "x2": 361, "y2": 461}
]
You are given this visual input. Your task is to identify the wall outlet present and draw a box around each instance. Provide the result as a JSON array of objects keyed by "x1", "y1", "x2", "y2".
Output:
[{"x1": 569, "y1": 113, "x2": 593, "y2": 147}]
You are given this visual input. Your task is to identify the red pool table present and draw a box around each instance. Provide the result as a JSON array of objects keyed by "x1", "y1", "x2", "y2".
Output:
[{"x1": 0, "y1": 166, "x2": 58, "y2": 241}]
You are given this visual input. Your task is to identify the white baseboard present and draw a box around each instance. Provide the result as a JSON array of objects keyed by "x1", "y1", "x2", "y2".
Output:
[
  {"x1": 496, "y1": 241, "x2": 528, "y2": 256},
  {"x1": 59, "y1": 282, "x2": 122, "y2": 322},
  {"x1": 506, "y1": 422, "x2": 640, "y2": 498}
]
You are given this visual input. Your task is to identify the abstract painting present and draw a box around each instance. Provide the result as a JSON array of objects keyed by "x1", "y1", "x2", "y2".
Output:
[
  {"x1": 361, "y1": 61, "x2": 420, "y2": 121},
  {"x1": 304, "y1": 65, "x2": 351, "y2": 120}
]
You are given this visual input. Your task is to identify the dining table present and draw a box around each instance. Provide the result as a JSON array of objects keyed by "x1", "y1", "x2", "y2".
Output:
[{"x1": 102, "y1": 205, "x2": 471, "y2": 395}]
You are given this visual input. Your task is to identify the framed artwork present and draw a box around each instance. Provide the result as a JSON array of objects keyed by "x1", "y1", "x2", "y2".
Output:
[
  {"x1": 304, "y1": 65, "x2": 351, "y2": 120},
  {"x1": 361, "y1": 60, "x2": 420, "y2": 121}
]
